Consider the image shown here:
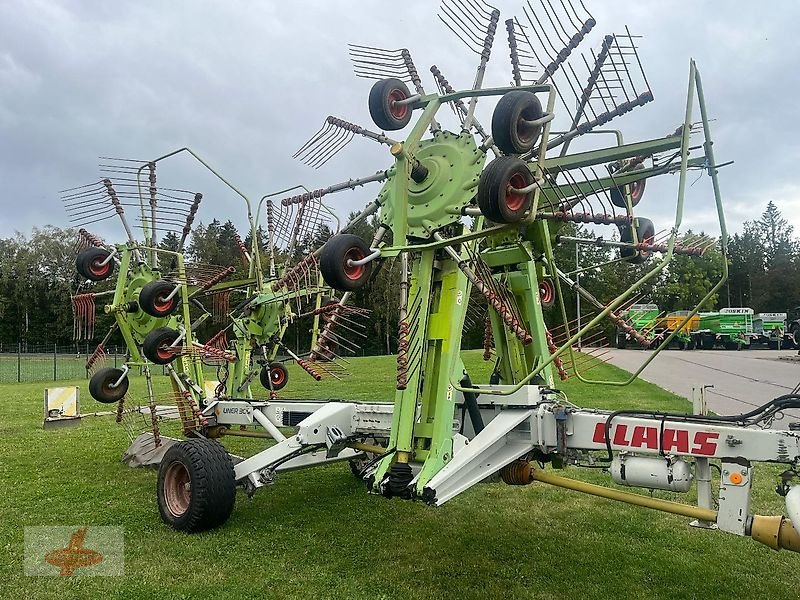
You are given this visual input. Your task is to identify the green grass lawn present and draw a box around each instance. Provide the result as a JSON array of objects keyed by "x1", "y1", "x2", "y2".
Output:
[{"x1": 0, "y1": 350, "x2": 797, "y2": 599}]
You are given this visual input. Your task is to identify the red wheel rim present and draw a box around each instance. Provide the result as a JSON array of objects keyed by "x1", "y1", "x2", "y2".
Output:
[
  {"x1": 630, "y1": 181, "x2": 644, "y2": 202},
  {"x1": 505, "y1": 173, "x2": 529, "y2": 212},
  {"x1": 343, "y1": 247, "x2": 366, "y2": 281},
  {"x1": 388, "y1": 88, "x2": 409, "y2": 120},
  {"x1": 163, "y1": 462, "x2": 191, "y2": 517},
  {"x1": 89, "y1": 258, "x2": 110, "y2": 277},
  {"x1": 271, "y1": 367, "x2": 286, "y2": 386},
  {"x1": 153, "y1": 294, "x2": 175, "y2": 313},
  {"x1": 157, "y1": 344, "x2": 176, "y2": 360},
  {"x1": 539, "y1": 280, "x2": 554, "y2": 304}
]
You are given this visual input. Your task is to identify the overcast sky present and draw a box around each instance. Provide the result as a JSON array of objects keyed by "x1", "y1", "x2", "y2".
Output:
[{"x1": 1, "y1": 0, "x2": 799, "y2": 243}]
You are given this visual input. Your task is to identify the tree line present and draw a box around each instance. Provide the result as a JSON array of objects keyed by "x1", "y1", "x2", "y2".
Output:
[{"x1": 1, "y1": 201, "x2": 796, "y2": 353}]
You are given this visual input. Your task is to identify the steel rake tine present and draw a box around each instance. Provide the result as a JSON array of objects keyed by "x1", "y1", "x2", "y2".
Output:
[
  {"x1": 309, "y1": 128, "x2": 356, "y2": 169},
  {"x1": 439, "y1": 0, "x2": 490, "y2": 53},
  {"x1": 541, "y1": 0, "x2": 572, "y2": 44},
  {"x1": 293, "y1": 120, "x2": 336, "y2": 161}
]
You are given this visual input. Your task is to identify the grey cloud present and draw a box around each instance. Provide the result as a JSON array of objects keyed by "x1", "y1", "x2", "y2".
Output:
[{"x1": 1, "y1": 0, "x2": 798, "y2": 241}]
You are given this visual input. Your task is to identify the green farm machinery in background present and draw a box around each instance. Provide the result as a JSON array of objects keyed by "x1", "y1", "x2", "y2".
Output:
[
  {"x1": 615, "y1": 306, "x2": 798, "y2": 351},
  {"x1": 616, "y1": 305, "x2": 698, "y2": 350},
  {"x1": 693, "y1": 307, "x2": 753, "y2": 350},
  {"x1": 752, "y1": 312, "x2": 791, "y2": 349},
  {"x1": 615, "y1": 304, "x2": 660, "y2": 349}
]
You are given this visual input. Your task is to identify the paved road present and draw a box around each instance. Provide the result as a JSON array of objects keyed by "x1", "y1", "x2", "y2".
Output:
[{"x1": 603, "y1": 349, "x2": 800, "y2": 429}]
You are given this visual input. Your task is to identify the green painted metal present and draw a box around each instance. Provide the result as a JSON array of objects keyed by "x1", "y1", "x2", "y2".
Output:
[
  {"x1": 362, "y1": 61, "x2": 729, "y2": 496},
  {"x1": 379, "y1": 131, "x2": 485, "y2": 238}
]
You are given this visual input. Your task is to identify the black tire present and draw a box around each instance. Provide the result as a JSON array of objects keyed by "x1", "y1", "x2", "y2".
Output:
[
  {"x1": 792, "y1": 327, "x2": 800, "y2": 349},
  {"x1": 702, "y1": 333, "x2": 716, "y2": 350},
  {"x1": 539, "y1": 278, "x2": 555, "y2": 309},
  {"x1": 610, "y1": 164, "x2": 646, "y2": 208},
  {"x1": 477, "y1": 157, "x2": 534, "y2": 224},
  {"x1": 157, "y1": 438, "x2": 235, "y2": 533},
  {"x1": 619, "y1": 217, "x2": 655, "y2": 264},
  {"x1": 143, "y1": 327, "x2": 181, "y2": 365},
  {"x1": 616, "y1": 333, "x2": 627, "y2": 350},
  {"x1": 677, "y1": 340, "x2": 687, "y2": 350},
  {"x1": 368, "y1": 78, "x2": 413, "y2": 131},
  {"x1": 491, "y1": 90, "x2": 544, "y2": 154},
  {"x1": 260, "y1": 361, "x2": 289, "y2": 391},
  {"x1": 139, "y1": 280, "x2": 179, "y2": 318},
  {"x1": 88, "y1": 367, "x2": 129, "y2": 403},
  {"x1": 319, "y1": 234, "x2": 373, "y2": 292},
  {"x1": 76, "y1": 247, "x2": 114, "y2": 281}
]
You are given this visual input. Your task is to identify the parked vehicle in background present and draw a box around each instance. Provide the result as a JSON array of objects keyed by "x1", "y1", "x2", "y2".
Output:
[
  {"x1": 662, "y1": 310, "x2": 699, "y2": 349},
  {"x1": 752, "y1": 312, "x2": 792, "y2": 349},
  {"x1": 692, "y1": 307, "x2": 753, "y2": 350},
  {"x1": 786, "y1": 307, "x2": 800, "y2": 349},
  {"x1": 615, "y1": 303, "x2": 660, "y2": 349}
]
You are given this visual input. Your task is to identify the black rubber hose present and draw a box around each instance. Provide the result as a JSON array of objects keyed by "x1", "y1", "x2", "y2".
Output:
[{"x1": 461, "y1": 373, "x2": 485, "y2": 435}]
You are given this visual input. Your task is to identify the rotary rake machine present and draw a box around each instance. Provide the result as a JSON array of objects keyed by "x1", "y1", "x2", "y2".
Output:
[
  {"x1": 62, "y1": 149, "x2": 367, "y2": 458},
  {"x1": 66, "y1": 0, "x2": 800, "y2": 555}
]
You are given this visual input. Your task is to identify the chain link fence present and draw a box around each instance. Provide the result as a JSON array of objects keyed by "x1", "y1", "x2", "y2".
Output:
[{"x1": 0, "y1": 343, "x2": 124, "y2": 383}]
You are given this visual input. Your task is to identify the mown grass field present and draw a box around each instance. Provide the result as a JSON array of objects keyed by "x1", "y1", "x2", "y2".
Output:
[{"x1": 1, "y1": 350, "x2": 797, "y2": 599}]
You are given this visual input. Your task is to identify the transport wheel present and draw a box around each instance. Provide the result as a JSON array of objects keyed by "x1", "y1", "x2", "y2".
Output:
[
  {"x1": 677, "y1": 340, "x2": 686, "y2": 350},
  {"x1": 615, "y1": 333, "x2": 627, "y2": 349},
  {"x1": 610, "y1": 164, "x2": 646, "y2": 208},
  {"x1": 139, "y1": 280, "x2": 179, "y2": 318},
  {"x1": 76, "y1": 247, "x2": 115, "y2": 281},
  {"x1": 619, "y1": 217, "x2": 655, "y2": 264},
  {"x1": 260, "y1": 361, "x2": 289, "y2": 391},
  {"x1": 157, "y1": 438, "x2": 236, "y2": 533},
  {"x1": 369, "y1": 78, "x2": 413, "y2": 131},
  {"x1": 88, "y1": 367, "x2": 129, "y2": 403},
  {"x1": 539, "y1": 278, "x2": 555, "y2": 309},
  {"x1": 477, "y1": 157, "x2": 534, "y2": 224},
  {"x1": 491, "y1": 90, "x2": 544, "y2": 154},
  {"x1": 319, "y1": 234, "x2": 372, "y2": 292},
  {"x1": 687, "y1": 339, "x2": 696, "y2": 350},
  {"x1": 142, "y1": 327, "x2": 181, "y2": 365},
  {"x1": 702, "y1": 333, "x2": 716, "y2": 349}
]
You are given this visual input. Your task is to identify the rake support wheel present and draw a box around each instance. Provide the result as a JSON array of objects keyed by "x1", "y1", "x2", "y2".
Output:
[
  {"x1": 260, "y1": 361, "x2": 289, "y2": 391},
  {"x1": 157, "y1": 438, "x2": 236, "y2": 533},
  {"x1": 76, "y1": 247, "x2": 115, "y2": 281},
  {"x1": 619, "y1": 217, "x2": 655, "y2": 264},
  {"x1": 143, "y1": 327, "x2": 181, "y2": 365},
  {"x1": 477, "y1": 157, "x2": 535, "y2": 224},
  {"x1": 610, "y1": 164, "x2": 647, "y2": 208},
  {"x1": 369, "y1": 78, "x2": 413, "y2": 131},
  {"x1": 491, "y1": 90, "x2": 544, "y2": 155},
  {"x1": 539, "y1": 278, "x2": 555, "y2": 309},
  {"x1": 88, "y1": 367, "x2": 129, "y2": 403},
  {"x1": 320, "y1": 234, "x2": 373, "y2": 292},
  {"x1": 139, "y1": 280, "x2": 179, "y2": 318}
]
